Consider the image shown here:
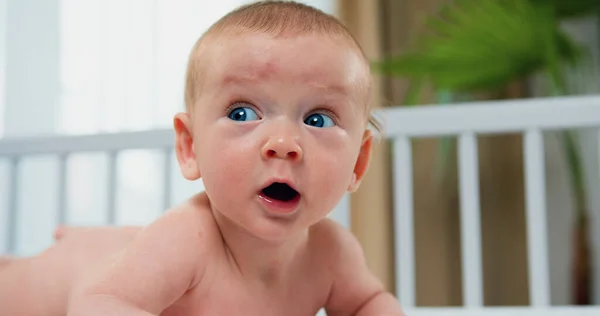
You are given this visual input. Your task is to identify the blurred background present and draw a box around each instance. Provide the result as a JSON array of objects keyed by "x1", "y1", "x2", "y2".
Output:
[{"x1": 0, "y1": 0, "x2": 599, "y2": 310}]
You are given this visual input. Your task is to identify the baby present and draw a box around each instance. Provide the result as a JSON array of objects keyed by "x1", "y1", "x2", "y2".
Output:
[{"x1": 0, "y1": 1, "x2": 405, "y2": 315}]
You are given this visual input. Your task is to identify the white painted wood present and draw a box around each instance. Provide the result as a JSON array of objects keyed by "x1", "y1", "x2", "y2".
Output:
[
  {"x1": 56, "y1": 154, "x2": 67, "y2": 224},
  {"x1": 106, "y1": 151, "x2": 118, "y2": 225},
  {"x1": 523, "y1": 129, "x2": 551, "y2": 306},
  {"x1": 383, "y1": 95, "x2": 600, "y2": 137},
  {"x1": 594, "y1": 128, "x2": 600, "y2": 305},
  {"x1": 0, "y1": 160, "x2": 8, "y2": 253},
  {"x1": 403, "y1": 306, "x2": 600, "y2": 316},
  {"x1": 458, "y1": 132, "x2": 483, "y2": 307},
  {"x1": 6, "y1": 157, "x2": 18, "y2": 253},
  {"x1": 0, "y1": 129, "x2": 174, "y2": 156},
  {"x1": 393, "y1": 136, "x2": 416, "y2": 308}
]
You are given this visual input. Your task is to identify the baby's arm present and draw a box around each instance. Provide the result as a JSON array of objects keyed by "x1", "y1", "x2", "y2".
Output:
[
  {"x1": 324, "y1": 224, "x2": 405, "y2": 316},
  {"x1": 68, "y1": 206, "x2": 209, "y2": 316}
]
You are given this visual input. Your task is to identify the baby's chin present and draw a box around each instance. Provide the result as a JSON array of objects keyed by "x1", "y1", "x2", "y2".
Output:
[{"x1": 214, "y1": 207, "x2": 312, "y2": 243}]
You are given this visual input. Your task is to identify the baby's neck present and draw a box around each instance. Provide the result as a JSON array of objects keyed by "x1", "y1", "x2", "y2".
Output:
[{"x1": 212, "y1": 210, "x2": 309, "y2": 287}]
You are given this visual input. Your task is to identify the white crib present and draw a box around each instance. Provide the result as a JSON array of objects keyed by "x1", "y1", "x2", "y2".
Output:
[{"x1": 1, "y1": 95, "x2": 600, "y2": 315}]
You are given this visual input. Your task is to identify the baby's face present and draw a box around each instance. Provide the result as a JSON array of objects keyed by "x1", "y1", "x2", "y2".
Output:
[{"x1": 181, "y1": 32, "x2": 372, "y2": 241}]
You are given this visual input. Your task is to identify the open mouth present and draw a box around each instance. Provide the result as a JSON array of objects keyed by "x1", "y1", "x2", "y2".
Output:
[{"x1": 261, "y1": 182, "x2": 300, "y2": 202}]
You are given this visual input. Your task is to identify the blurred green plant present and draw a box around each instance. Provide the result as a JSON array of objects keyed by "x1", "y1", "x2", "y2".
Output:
[{"x1": 373, "y1": 0, "x2": 600, "y2": 305}]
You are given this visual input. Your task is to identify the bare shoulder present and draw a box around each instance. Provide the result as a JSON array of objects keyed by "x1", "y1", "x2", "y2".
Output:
[
  {"x1": 309, "y1": 218, "x2": 364, "y2": 262},
  {"x1": 72, "y1": 192, "x2": 222, "y2": 309},
  {"x1": 149, "y1": 192, "x2": 224, "y2": 258},
  {"x1": 312, "y1": 218, "x2": 388, "y2": 315},
  {"x1": 162, "y1": 192, "x2": 220, "y2": 240},
  {"x1": 118, "y1": 192, "x2": 222, "y2": 286}
]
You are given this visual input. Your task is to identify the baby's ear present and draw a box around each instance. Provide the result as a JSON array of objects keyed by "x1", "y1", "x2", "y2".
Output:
[
  {"x1": 174, "y1": 113, "x2": 201, "y2": 180},
  {"x1": 348, "y1": 129, "x2": 373, "y2": 192}
]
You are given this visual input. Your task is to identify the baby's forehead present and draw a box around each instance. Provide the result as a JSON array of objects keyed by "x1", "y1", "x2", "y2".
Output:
[{"x1": 201, "y1": 33, "x2": 370, "y2": 94}]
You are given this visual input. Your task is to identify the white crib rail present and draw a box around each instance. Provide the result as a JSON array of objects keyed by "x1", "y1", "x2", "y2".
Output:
[
  {"x1": 0, "y1": 129, "x2": 174, "y2": 156},
  {"x1": 0, "y1": 129, "x2": 175, "y2": 253},
  {"x1": 402, "y1": 306, "x2": 600, "y2": 316},
  {"x1": 384, "y1": 94, "x2": 600, "y2": 136},
  {"x1": 524, "y1": 129, "x2": 551, "y2": 307},
  {"x1": 386, "y1": 94, "x2": 600, "y2": 314}
]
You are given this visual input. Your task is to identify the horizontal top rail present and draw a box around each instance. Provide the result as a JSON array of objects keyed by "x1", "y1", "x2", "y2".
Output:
[
  {"x1": 383, "y1": 95, "x2": 600, "y2": 137},
  {"x1": 403, "y1": 306, "x2": 600, "y2": 316},
  {"x1": 2, "y1": 94, "x2": 600, "y2": 156},
  {"x1": 0, "y1": 129, "x2": 175, "y2": 156}
]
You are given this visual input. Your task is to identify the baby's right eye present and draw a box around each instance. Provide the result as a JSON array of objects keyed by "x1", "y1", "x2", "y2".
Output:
[{"x1": 227, "y1": 106, "x2": 259, "y2": 122}]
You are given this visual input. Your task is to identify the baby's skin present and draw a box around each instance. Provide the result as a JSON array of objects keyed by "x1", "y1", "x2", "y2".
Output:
[{"x1": 0, "y1": 193, "x2": 403, "y2": 316}]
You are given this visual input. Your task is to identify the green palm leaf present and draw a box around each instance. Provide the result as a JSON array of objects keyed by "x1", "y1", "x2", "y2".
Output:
[
  {"x1": 530, "y1": 0, "x2": 600, "y2": 18},
  {"x1": 372, "y1": 0, "x2": 583, "y2": 103}
]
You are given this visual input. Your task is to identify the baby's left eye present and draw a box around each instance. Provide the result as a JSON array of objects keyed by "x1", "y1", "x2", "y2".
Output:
[{"x1": 304, "y1": 113, "x2": 335, "y2": 128}]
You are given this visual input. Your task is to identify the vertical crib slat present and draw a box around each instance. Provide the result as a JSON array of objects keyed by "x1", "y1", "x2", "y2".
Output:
[
  {"x1": 162, "y1": 148, "x2": 172, "y2": 212},
  {"x1": 523, "y1": 128, "x2": 550, "y2": 307},
  {"x1": 106, "y1": 151, "x2": 118, "y2": 225},
  {"x1": 6, "y1": 158, "x2": 20, "y2": 254},
  {"x1": 393, "y1": 136, "x2": 416, "y2": 308},
  {"x1": 458, "y1": 132, "x2": 483, "y2": 307},
  {"x1": 56, "y1": 154, "x2": 68, "y2": 225}
]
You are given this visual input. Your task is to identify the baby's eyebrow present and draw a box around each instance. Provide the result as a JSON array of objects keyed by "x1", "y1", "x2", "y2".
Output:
[
  {"x1": 220, "y1": 73, "x2": 351, "y2": 97},
  {"x1": 310, "y1": 82, "x2": 349, "y2": 95},
  {"x1": 221, "y1": 73, "x2": 261, "y2": 86}
]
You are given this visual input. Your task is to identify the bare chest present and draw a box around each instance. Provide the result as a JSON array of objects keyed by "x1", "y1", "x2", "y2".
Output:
[{"x1": 161, "y1": 266, "x2": 331, "y2": 316}]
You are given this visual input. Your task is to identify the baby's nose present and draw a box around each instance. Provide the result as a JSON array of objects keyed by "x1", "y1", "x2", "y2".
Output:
[{"x1": 262, "y1": 136, "x2": 303, "y2": 161}]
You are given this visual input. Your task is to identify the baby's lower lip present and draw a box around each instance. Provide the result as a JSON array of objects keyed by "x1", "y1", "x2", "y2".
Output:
[{"x1": 257, "y1": 193, "x2": 301, "y2": 214}]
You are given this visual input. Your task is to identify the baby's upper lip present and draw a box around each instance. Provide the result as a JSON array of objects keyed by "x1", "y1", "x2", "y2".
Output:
[{"x1": 260, "y1": 177, "x2": 300, "y2": 193}]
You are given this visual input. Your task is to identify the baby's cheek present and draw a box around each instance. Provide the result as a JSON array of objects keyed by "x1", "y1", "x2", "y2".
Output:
[
  {"x1": 311, "y1": 153, "x2": 353, "y2": 200},
  {"x1": 203, "y1": 140, "x2": 256, "y2": 190}
]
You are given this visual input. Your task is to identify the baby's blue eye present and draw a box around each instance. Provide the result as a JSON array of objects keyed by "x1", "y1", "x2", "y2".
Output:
[
  {"x1": 227, "y1": 107, "x2": 259, "y2": 121},
  {"x1": 304, "y1": 113, "x2": 335, "y2": 128}
]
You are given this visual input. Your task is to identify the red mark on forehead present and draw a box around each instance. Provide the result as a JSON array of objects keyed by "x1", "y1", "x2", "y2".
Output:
[
  {"x1": 256, "y1": 59, "x2": 279, "y2": 79},
  {"x1": 221, "y1": 58, "x2": 280, "y2": 85}
]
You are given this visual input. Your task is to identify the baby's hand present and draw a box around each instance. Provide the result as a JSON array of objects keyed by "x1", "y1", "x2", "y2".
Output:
[{"x1": 67, "y1": 206, "x2": 209, "y2": 315}]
